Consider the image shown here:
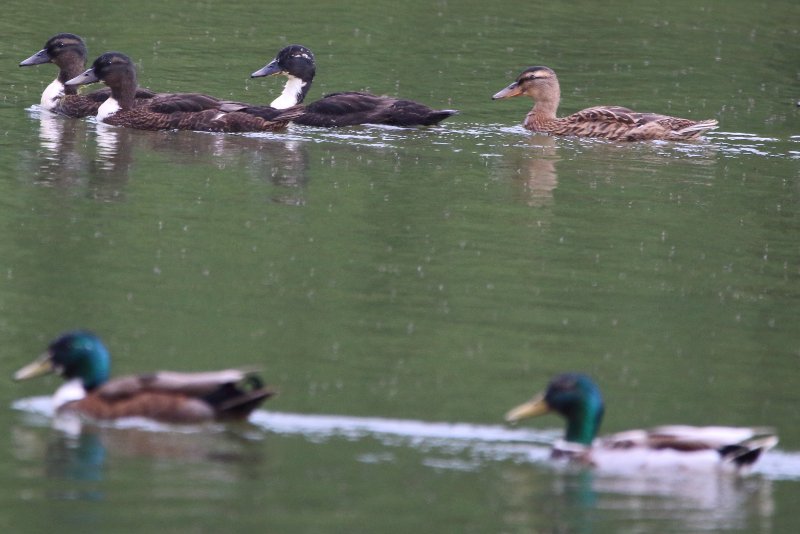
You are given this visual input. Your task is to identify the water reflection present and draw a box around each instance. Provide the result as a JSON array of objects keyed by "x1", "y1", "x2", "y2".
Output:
[
  {"x1": 24, "y1": 108, "x2": 312, "y2": 205},
  {"x1": 11, "y1": 419, "x2": 265, "y2": 502},
  {"x1": 500, "y1": 464, "x2": 775, "y2": 533},
  {"x1": 515, "y1": 135, "x2": 559, "y2": 207}
]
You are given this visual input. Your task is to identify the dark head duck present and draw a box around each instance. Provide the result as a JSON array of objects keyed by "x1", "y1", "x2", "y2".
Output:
[
  {"x1": 14, "y1": 330, "x2": 274, "y2": 423},
  {"x1": 66, "y1": 52, "x2": 301, "y2": 132},
  {"x1": 20, "y1": 34, "x2": 155, "y2": 117},
  {"x1": 506, "y1": 372, "x2": 604, "y2": 446},
  {"x1": 251, "y1": 45, "x2": 315, "y2": 109},
  {"x1": 505, "y1": 372, "x2": 777, "y2": 471},
  {"x1": 251, "y1": 44, "x2": 457, "y2": 127},
  {"x1": 15, "y1": 330, "x2": 110, "y2": 391}
]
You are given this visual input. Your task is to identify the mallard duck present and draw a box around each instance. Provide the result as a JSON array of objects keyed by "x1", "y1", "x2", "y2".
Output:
[
  {"x1": 19, "y1": 33, "x2": 156, "y2": 118},
  {"x1": 505, "y1": 373, "x2": 777, "y2": 472},
  {"x1": 13, "y1": 331, "x2": 274, "y2": 423},
  {"x1": 249, "y1": 44, "x2": 458, "y2": 127},
  {"x1": 65, "y1": 52, "x2": 301, "y2": 132},
  {"x1": 493, "y1": 66, "x2": 718, "y2": 141}
]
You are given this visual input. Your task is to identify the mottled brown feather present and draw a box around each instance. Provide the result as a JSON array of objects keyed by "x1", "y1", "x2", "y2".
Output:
[{"x1": 495, "y1": 66, "x2": 718, "y2": 141}]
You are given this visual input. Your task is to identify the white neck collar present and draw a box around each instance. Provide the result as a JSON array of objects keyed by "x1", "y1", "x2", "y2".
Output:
[
  {"x1": 40, "y1": 79, "x2": 65, "y2": 110},
  {"x1": 270, "y1": 76, "x2": 306, "y2": 109},
  {"x1": 97, "y1": 97, "x2": 121, "y2": 121},
  {"x1": 52, "y1": 378, "x2": 87, "y2": 410}
]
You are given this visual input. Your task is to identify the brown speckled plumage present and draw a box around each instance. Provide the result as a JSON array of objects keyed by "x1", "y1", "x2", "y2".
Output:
[
  {"x1": 493, "y1": 66, "x2": 718, "y2": 141},
  {"x1": 20, "y1": 33, "x2": 155, "y2": 118},
  {"x1": 67, "y1": 52, "x2": 300, "y2": 132}
]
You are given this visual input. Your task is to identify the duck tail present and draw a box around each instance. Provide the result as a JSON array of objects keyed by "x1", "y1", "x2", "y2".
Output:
[
  {"x1": 207, "y1": 372, "x2": 275, "y2": 420},
  {"x1": 421, "y1": 109, "x2": 459, "y2": 126},
  {"x1": 672, "y1": 119, "x2": 719, "y2": 140},
  {"x1": 718, "y1": 434, "x2": 778, "y2": 470}
]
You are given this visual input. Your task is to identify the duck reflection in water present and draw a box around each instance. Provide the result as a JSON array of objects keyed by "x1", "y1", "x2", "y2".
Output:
[
  {"x1": 491, "y1": 134, "x2": 559, "y2": 207},
  {"x1": 90, "y1": 124, "x2": 312, "y2": 206},
  {"x1": 12, "y1": 419, "x2": 266, "y2": 502},
  {"x1": 498, "y1": 462, "x2": 775, "y2": 533}
]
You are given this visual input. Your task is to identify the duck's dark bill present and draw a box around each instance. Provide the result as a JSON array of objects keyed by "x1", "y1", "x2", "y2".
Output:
[
  {"x1": 251, "y1": 60, "x2": 282, "y2": 78},
  {"x1": 66, "y1": 68, "x2": 100, "y2": 86},
  {"x1": 19, "y1": 49, "x2": 51, "y2": 67}
]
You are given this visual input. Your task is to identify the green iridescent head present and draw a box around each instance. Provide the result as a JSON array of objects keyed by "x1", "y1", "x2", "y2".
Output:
[
  {"x1": 14, "y1": 331, "x2": 111, "y2": 391},
  {"x1": 506, "y1": 373, "x2": 605, "y2": 446}
]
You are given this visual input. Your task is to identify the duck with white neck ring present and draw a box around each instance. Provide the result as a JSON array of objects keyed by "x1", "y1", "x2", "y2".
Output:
[
  {"x1": 66, "y1": 52, "x2": 302, "y2": 132},
  {"x1": 19, "y1": 33, "x2": 155, "y2": 118},
  {"x1": 250, "y1": 44, "x2": 458, "y2": 127}
]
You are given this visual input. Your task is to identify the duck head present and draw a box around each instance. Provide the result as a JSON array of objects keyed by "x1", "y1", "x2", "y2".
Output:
[
  {"x1": 505, "y1": 372, "x2": 605, "y2": 446},
  {"x1": 251, "y1": 45, "x2": 315, "y2": 108},
  {"x1": 14, "y1": 331, "x2": 111, "y2": 391},
  {"x1": 20, "y1": 33, "x2": 88, "y2": 72},
  {"x1": 20, "y1": 33, "x2": 89, "y2": 101},
  {"x1": 492, "y1": 66, "x2": 560, "y2": 104},
  {"x1": 66, "y1": 51, "x2": 136, "y2": 89}
]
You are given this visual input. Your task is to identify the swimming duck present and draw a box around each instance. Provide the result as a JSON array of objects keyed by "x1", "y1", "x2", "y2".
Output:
[
  {"x1": 13, "y1": 331, "x2": 273, "y2": 423},
  {"x1": 250, "y1": 45, "x2": 457, "y2": 127},
  {"x1": 505, "y1": 373, "x2": 777, "y2": 472},
  {"x1": 493, "y1": 66, "x2": 718, "y2": 141},
  {"x1": 19, "y1": 33, "x2": 155, "y2": 118},
  {"x1": 66, "y1": 52, "x2": 301, "y2": 132}
]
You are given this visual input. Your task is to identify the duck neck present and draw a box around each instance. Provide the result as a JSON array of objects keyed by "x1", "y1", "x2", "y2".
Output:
[
  {"x1": 270, "y1": 75, "x2": 310, "y2": 109},
  {"x1": 564, "y1": 399, "x2": 604, "y2": 446},
  {"x1": 58, "y1": 54, "x2": 87, "y2": 96},
  {"x1": 531, "y1": 96, "x2": 560, "y2": 122}
]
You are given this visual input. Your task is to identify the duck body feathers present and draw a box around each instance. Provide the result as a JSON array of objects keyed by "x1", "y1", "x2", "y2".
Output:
[
  {"x1": 494, "y1": 66, "x2": 717, "y2": 141},
  {"x1": 66, "y1": 52, "x2": 298, "y2": 132},
  {"x1": 14, "y1": 331, "x2": 274, "y2": 424},
  {"x1": 60, "y1": 370, "x2": 272, "y2": 423},
  {"x1": 298, "y1": 91, "x2": 458, "y2": 127},
  {"x1": 251, "y1": 45, "x2": 457, "y2": 127}
]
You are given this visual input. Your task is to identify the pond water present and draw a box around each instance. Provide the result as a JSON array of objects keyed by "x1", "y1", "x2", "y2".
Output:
[{"x1": 1, "y1": 0, "x2": 798, "y2": 532}]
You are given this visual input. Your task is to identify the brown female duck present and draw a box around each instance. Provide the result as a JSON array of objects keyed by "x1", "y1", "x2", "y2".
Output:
[
  {"x1": 19, "y1": 33, "x2": 155, "y2": 118},
  {"x1": 493, "y1": 66, "x2": 718, "y2": 141},
  {"x1": 13, "y1": 331, "x2": 273, "y2": 423},
  {"x1": 66, "y1": 52, "x2": 301, "y2": 132},
  {"x1": 249, "y1": 45, "x2": 457, "y2": 127}
]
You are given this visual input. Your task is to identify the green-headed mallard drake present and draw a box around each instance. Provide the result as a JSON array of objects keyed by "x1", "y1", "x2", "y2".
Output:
[
  {"x1": 19, "y1": 33, "x2": 156, "y2": 118},
  {"x1": 65, "y1": 52, "x2": 302, "y2": 132},
  {"x1": 249, "y1": 44, "x2": 458, "y2": 127},
  {"x1": 13, "y1": 331, "x2": 274, "y2": 423},
  {"x1": 493, "y1": 66, "x2": 718, "y2": 141},
  {"x1": 505, "y1": 373, "x2": 777, "y2": 472}
]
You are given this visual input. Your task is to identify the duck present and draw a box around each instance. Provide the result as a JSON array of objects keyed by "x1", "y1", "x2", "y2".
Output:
[
  {"x1": 493, "y1": 66, "x2": 718, "y2": 141},
  {"x1": 19, "y1": 33, "x2": 155, "y2": 118},
  {"x1": 65, "y1": 52, "x2": 301, "y2": 132},
  {"x1": 13, "y1": 331, "x2": 274, "y2": 423},
  {"x1": 505, "y1": 373, "x2": 777, "y2": 472},
  {"x1": 249, "y1": 44, "x2": 458, "y2": 127}
]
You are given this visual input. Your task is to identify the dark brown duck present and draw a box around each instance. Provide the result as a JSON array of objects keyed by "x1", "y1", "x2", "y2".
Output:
[
  {"x1": 249, "y1": 45, "x2": 457, "y2": 127},
  {"x1": 66, "y1": 52, "x2": 301, "y2": 132},
  {"x1": 19, "y1": 33, "x2": 155, "y2": 118}
]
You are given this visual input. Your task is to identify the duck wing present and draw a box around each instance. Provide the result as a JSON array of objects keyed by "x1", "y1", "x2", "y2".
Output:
[
  {"x1": 146, "y1": 93, "x2": 226, "y2": 113},
  {"x1": 89, "y1": 369, "x2": 274, "y2": 422},
  {"x1": 600, "y1": 425, "x2": 778, "y2": 467},
  {"x1": 298, "y1": 92, "x2": 457, "y2": 127}
]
